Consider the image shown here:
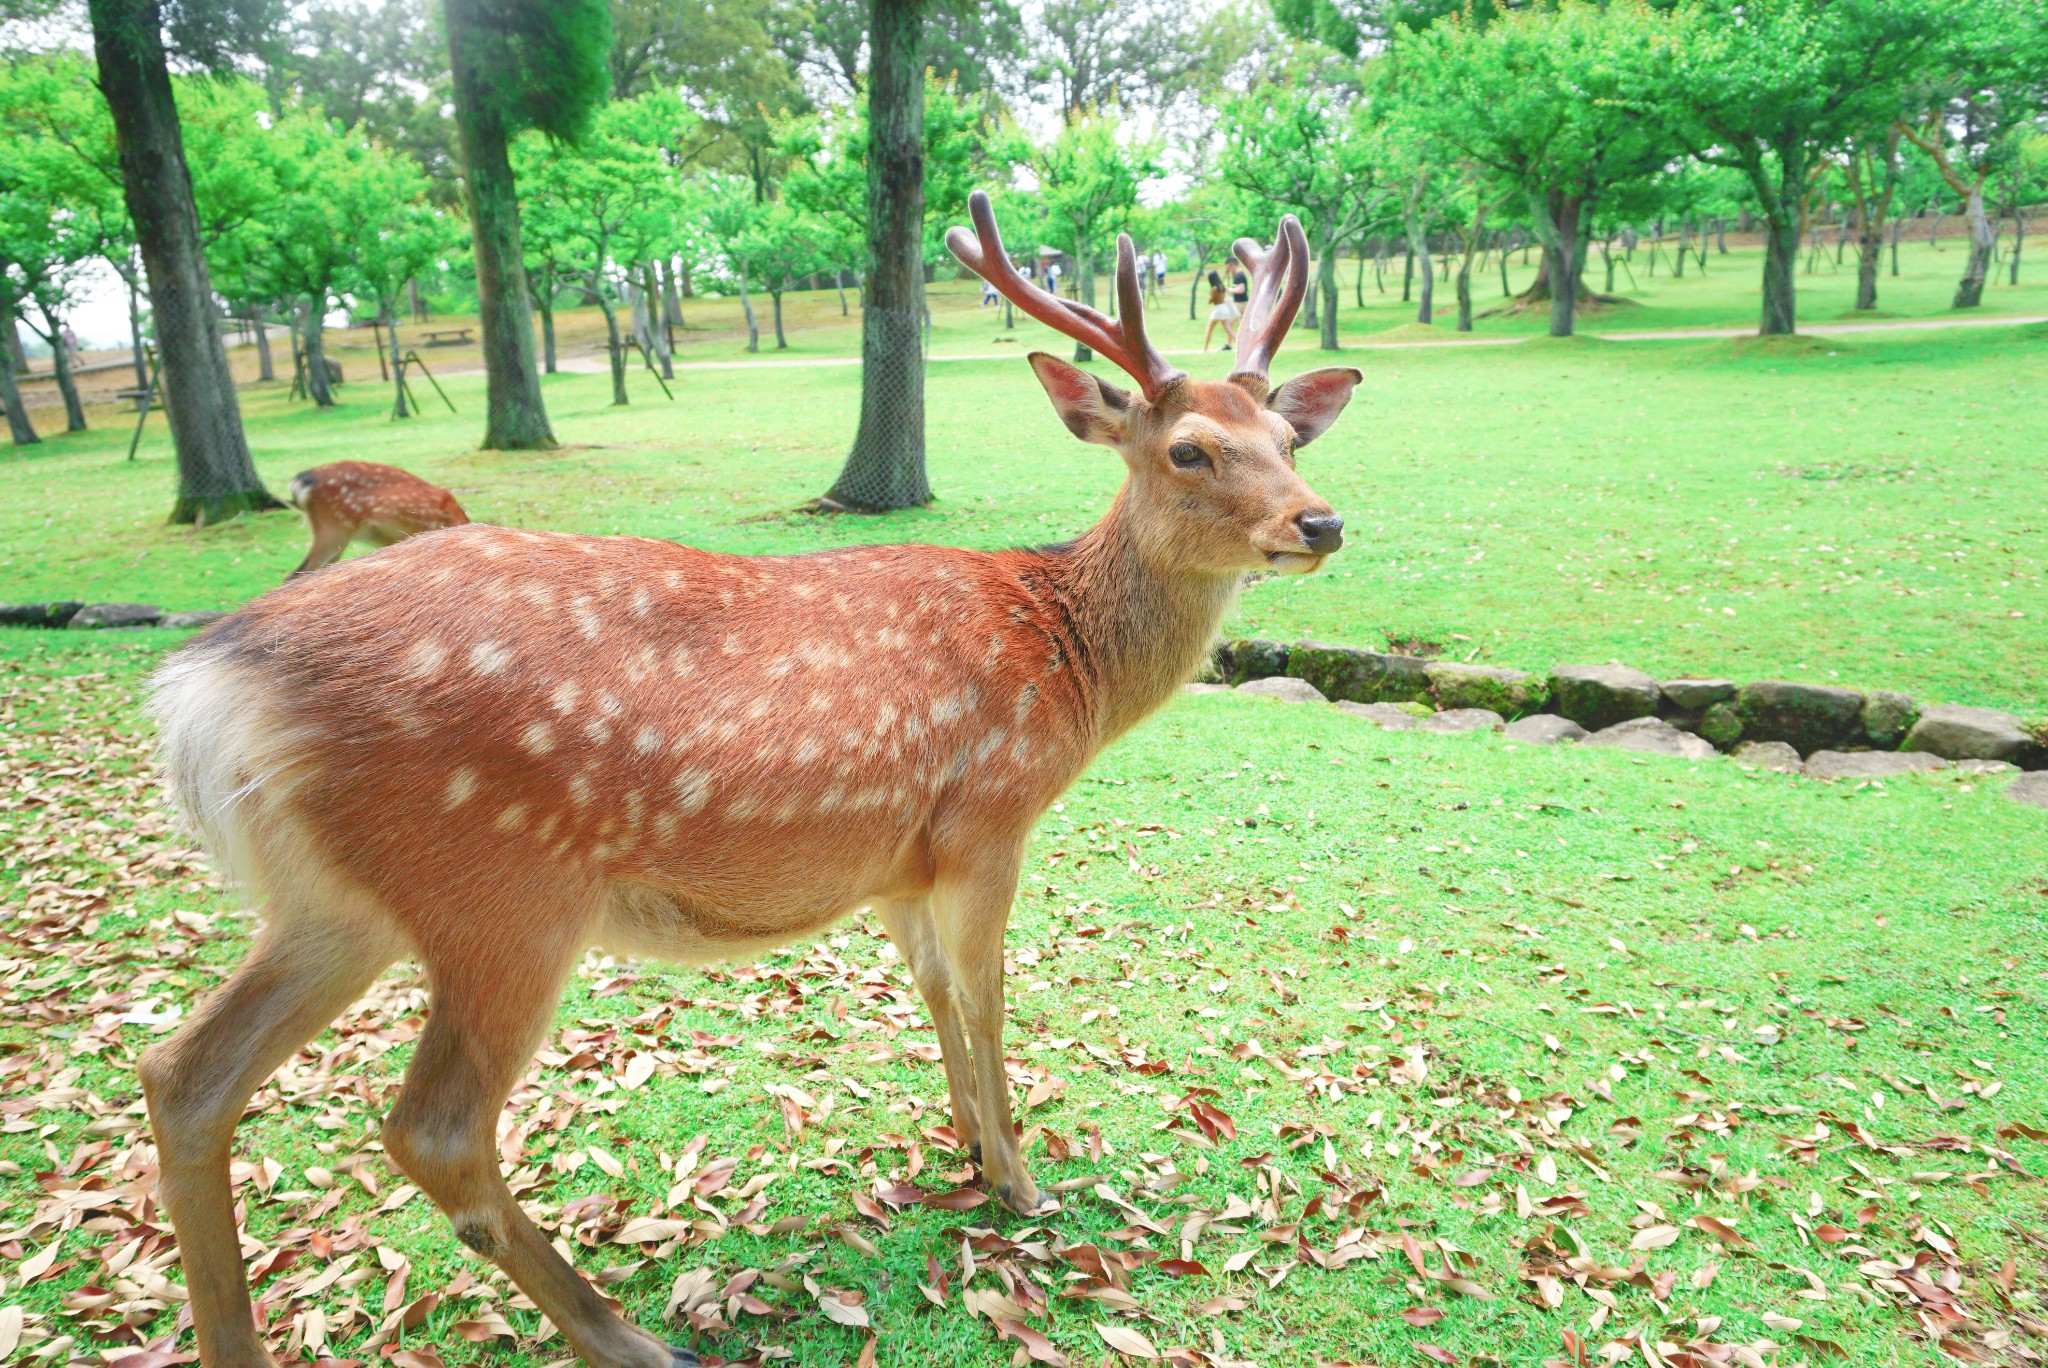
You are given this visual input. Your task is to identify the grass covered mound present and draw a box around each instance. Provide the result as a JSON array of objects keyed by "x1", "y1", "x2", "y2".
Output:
[{"x1": 2, "y1": 632, "x2": 2043, "y2": 1367}]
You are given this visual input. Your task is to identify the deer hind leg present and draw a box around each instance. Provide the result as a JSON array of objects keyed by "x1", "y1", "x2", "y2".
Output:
[
  {"x1": 381, "y1": 921, "x2": 694, "y2": 1368},
  {"x1": 876, "y1": 897, "x2": 980, "y2": 1154},
  {"x1": 291, "y1": 522, "x2": 353, "y2": 577},
  {"x1": 140, "y1": 916, "x2": 401, "y2": 1368},
  {"x1": 932, "y1": 843, "x2": 1057, "y2": 1217}
]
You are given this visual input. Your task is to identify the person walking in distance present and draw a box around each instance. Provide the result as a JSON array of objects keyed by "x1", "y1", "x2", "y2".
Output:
[
  {"x1": 1231, "y1": 263, "x2": 1251, "y2": 307},
  {"x1": 1203, "y1": 270, "x2": 1240, "y2": 350}
]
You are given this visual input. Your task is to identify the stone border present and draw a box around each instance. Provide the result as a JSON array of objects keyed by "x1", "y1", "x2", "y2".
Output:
[
  {"x1": 1205, "y1": 638, "x2": 2048, "y2": 772},
  {"x1": 1188, "y1": 676, "x2": 2048, "y2": 810},
  {"x1": 0, "y1": 601, "x2": 226, "y2": 631}
]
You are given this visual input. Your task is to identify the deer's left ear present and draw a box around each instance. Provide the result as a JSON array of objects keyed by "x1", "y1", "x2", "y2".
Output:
[
  {"x1": 1029, "y1": 351, "x2": 1132, "y2": 447},
  {"x1": 1268, "y1": 368, "x2": 1362, "y2": 447}
]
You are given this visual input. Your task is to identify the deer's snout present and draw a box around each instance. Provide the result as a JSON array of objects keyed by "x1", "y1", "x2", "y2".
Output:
[{"x1": 1295, "y1": 510, "x2": 1345, "y2": 555}]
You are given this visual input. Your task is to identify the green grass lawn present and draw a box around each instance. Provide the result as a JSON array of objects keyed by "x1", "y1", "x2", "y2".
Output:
[
  {"x1": 2, "y1": 631, "x2": 2043, "y2": 1368},
  {"x1": 1, "y1": 231, "x2": 2046, "y2": 1368}
]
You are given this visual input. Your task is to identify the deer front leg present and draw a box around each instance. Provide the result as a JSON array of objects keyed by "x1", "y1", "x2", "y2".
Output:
[
  {"x1": 876, "y1": 897, "x2": 981, "y2": 1154},
  {"x1": 932, "y1": 842, "x2": 1058, "y2": 1217}
]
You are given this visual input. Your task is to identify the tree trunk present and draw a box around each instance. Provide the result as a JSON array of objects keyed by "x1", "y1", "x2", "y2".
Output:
[
  {"x1": 0, "y1": 298, "x2": 37, "y2": 444},
  {"x1": 126, "y1": 271, "x2": 149, "y2": 399},
  {"x1": 594, "y1": 275, "x2": 628, "y2": 406},
  {"x1": 1715, "y1": 217, "x2": 1728, "y2": 253},
  {"x1": 1889, "y1": 220, "x2": 1902, "y2": 276},
  {"x1": 1401, "y1": 247, "x2": 1413, "y2": 303},
  {"x1": 824, "y1": 0, "x2": 928, "y2": 511},
  {"x1": 736, "y1": 263, "x2": 759, "y2": 353},
  {"x1": 658, "y1": 257, "x2": 683, "y2": 340},
  {"x1": 2011, "y1": 211, "x2": 2028, "y2": 285},
  {"x1": 1406, "y1": 213, "x2": 1434, "y2": 326},
  {"x1": 538, "y1": 262, "x2": 557, "y2": 373},
  {"x1": 86, "y1": 0, "x2": 277, "y2": 522},
  {"x1": 1072, "y1": 251, "x2": 1096, "y2": 361},
  {"x1": 443, "y1": 0, "x2": 554, "y2": 448},
  {"x1": 1498, "y1": 246, "x2": 1509, "y2": 297},
  {"x1": 1672, "y1": 220, "x2": 1687, "y2": 278},
  {"x1": 302, "y1": 298, "x2": 334, "y2": 407},
  {"x1": 408, "y1": 276, "x2": 425, "y2": 322},
  {"x1": 644, "y1": 264, "x2": 672, "y2": 376},
  {"x1": 1354, "y1": 243, "x2": 1366, "y2": 308},
  {"x1": 34, "y1": 305, "x2": 88, "y2": 432},
  {"x1": 1318, "y1": 237, "x2": 1340, "y2": 348},
  {"x1": 771, "y1": 285, "x2": 788, "y2": 349},
  {"x1": 253, "y1": 311, "x2": 273, "y2": 381},
  {"x1": 1855, "y1": 223, "x2": 1882, "y2": 310},
  {"x1": 1760, "y1": 216, "x2": 1799, "y2": 335},
  {"x1": 390, "y1": 314, "x2": 410, "y2": 418},
  {"x1": 1953, "y1": 183, "x2": 1992, "y2": 308}
]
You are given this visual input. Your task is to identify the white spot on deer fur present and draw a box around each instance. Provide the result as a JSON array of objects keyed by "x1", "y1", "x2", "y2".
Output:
[
  {"x1": 808, "y1": 690, "x2": 832, "y2": 712},
  {"x1": 469, "y1": 642, "x2": 510, "y2": 676},
  {"x1": 930, "y1": 695, "x2": 964, "y2": 726},
  {"x1": 551, "y1": 681, "x2": 583, "y2": 714},
  {"x1": 632, "y1": 587, "x2": 653, "y2": 617},
  {"x1": 672, "y1": 768, "x2": 711, "y2": 815},
  {"x1": 520, "y1": 721, "x2": 556, "y2": 755},
  {"x1": 670, "y1": 646, "x2": 696, "y2": 677},
  {"x1": 721, "y1": 634, "x2": 745, "y2": 656},
  {"x1": 495, "y1": 803, "x2": 529, "y2": 832},
  {"x1": 725, "y1": 795, "x2": 762, "y2": 822},
  {"x1": 444, "y1": 767, "x2": 478, "y2": 809},
  {"x1": 634, "y1": 726, "x2": 663, "y2": 755},
  {"x1": 568, "y1": 774, "x2": 595, "y2": 807},
  {"x1": 518, "y1": 582, "x2": 557, "y2": 611},
  {"x1": 585, "y1": 719, "x2": 613, "y2": 744},
  {"x1": 404, "y1": 639, "x2": 448, "y2": 679},
  {"x1": 597, "y1": 691, "x2": 623, "y2": 716},
  {"x1": 570, "y1": 595, "x2": 601, "y2": 639},
  {"x1": 624, "y1": 645, "x2": 657, "y2": 683},
  {"x1": 793, "y1": 737, "x2": 822, "y2": 765},
  {"x1": 653, "y1": 811, "x2": 680, "y2": 841},
  {"x1": 534, "y1": 811, "x2": 561, "y2": 841},
  {"x1": 774, "y1": 798, "x2": 802, "y2": 823}
]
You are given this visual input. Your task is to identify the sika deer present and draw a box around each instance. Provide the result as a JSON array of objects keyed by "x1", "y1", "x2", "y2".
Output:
[
  {"x1": 286, "y1": 460, "x2": 468, "y2": 577},
  {"x1": 143, "y1": 192, "x2": 1357, "y2": 1368}
]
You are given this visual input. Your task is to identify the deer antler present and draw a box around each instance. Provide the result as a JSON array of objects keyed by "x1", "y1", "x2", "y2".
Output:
[
  {"x1": 1229, "y1": 215, "x2": 1311, "y2": 396},
  {"x1": 947, "y1": 190, "x2": 1184, "y2": 401}
]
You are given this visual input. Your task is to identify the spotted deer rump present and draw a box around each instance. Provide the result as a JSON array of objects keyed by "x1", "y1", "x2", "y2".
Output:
[{"x1": 168, "y1": 523, "x2": 1106, "y2": 957}]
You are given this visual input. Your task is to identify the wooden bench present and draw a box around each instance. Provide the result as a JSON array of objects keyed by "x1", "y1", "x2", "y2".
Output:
[{"x1": 421, "y1": 328, "x2": 473, "y2": 347}]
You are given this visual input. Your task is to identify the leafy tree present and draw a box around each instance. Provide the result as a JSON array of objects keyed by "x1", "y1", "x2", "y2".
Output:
[
  {"x1": 1841, "y1": 127, "x2": 1907, "y2": 309},
  {"x1": 440, "y1": 0, "x2": 611, "y2": 448},
  {"x1": 81, "y1": 0, "x2": 283, "y2": 521},
  {"x1": 777, "y1": 0, "x2": 1022, "y2": 99},
  {"x1": 516, "y1": 98, "x2": 678, "y2": 405},
  {"x1": 1004, "y1": 111, "x2": 1162, "y2": 362},
  {"x1": 270, "y1": 0, "x2": 459, "y2": 197},
  {"x1": 346, "y1": 146, "x2": 455, "y2": 418},
  {"x1": 1657, "y1": 0, "x2": 1953, "y2": 335},
  {"x1": 1989, "y1": 126, "x2": 2048, "y2": 285},
  {"x1": 1392, "y1": 1, "x2": 1681, "y2": 338},
  {"x1": 1220, "y1": 81, "x2": 1387, "y2": 348},
  {"x1": 1271, "y1": 0, "x2": 1505, "y2": 59},
  {"x1": 1025, "y1": 0, "x2": 1239, "y2": 116},
  {"x1": 1895, "y1": 0, "x2": 2048, "y2": 307}
]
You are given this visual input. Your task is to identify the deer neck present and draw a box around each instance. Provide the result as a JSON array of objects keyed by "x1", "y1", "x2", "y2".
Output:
[{"x1": 1053, "y1": 490, "x2": 1240, "y2": 741}]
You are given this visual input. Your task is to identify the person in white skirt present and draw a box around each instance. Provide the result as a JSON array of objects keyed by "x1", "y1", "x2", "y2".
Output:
[{"x1": 1202, "y1": 270, "x2": 1240, "y2": 351}]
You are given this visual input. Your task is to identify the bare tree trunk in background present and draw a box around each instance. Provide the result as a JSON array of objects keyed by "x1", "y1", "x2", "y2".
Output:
[
  {"x1": 3, "y1": 314, "x2": 26, "y2": 376},
  {"x1": 642, "y1": 262, "x2": 672, "y2": 376},
  {"x1": 1951, "y1": 183, "x2": 1993, "y2": 307},
  {"x1": 253, "y1": 311, "x2": 273, "y2": 381},
  {"x1": 32, "y1": 304, "x2": 88, "y2": 432},
  {"x1": 301, "y1": 298, "x2": 334, "y2": 407},
  {"x1": 736, "y1": 262, "x2": 759, "y2": 353},
  {"x1": 0, "y1": 297, "x2": 39, "y2": 444},
  {"x1": 126, "y1": 270, "x2": 149, "y2": 397},
  {"x1": 822, "y1": 0, "x2": 929, "y2": 511},
  {"x1": 658, "y1": 257, "x2": 682, "y2": 340},
  {"x1": 87, "y1": 0, "x2": 278, "y2": 522},
  {"x1": 389, "y1": 313, "x2": 410, "y2": 419},
  {"x1": 443, "y1": 0, "x2": 554, "y2": 448},
  {"x1": 408, "y1": 277, "x2": 425, "y2": 322},
  {"x1": 593, "y1": 272, "x2": 628, "y2": 406}
]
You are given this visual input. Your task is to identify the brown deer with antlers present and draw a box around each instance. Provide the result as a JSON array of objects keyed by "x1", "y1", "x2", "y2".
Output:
[{"x1": 144, "y1": 193, "x2": 1356, "y2": 1368}]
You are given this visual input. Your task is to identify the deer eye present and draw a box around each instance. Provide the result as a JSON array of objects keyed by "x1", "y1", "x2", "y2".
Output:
[{"x1": 1169, "y1": 442, "x2": 1209, "y2": 470}]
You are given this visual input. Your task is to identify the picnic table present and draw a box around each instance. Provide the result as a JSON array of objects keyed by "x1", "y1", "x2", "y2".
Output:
[{"x1": 421, "y1": 328, "x2": 473, "y2": 347}]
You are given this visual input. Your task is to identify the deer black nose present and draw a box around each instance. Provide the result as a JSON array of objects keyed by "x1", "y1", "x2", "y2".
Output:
[{"x1": 1296, "y1": 511, "x2": 1344, "y2": 554}]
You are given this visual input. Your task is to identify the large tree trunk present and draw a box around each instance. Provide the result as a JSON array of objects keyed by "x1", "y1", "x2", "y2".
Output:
[
  {"x1": 771, "y1": 286, "x2": 788, "y2": 349},
  {"x1": 302, "y1": 298, "x2": 335, "y2": 407},
  {"x1": 823, "y1": 0, "x2": 929, "y2": 511},
  {"x1": 1953, "y1": 183, "x2": 1992, "y2": 308},
  {"x1": 86, "y1": 0, "x2": 278, "y2": 523},
  {"x1": 443, "y1": 0, "x2": 554, "y2": 449},
  {"x1": 37, "y1": 304, "x2": 89, "y2": 432},
  {"x1": 3, "y1": 311, "x2": 26, "y2": 376}
]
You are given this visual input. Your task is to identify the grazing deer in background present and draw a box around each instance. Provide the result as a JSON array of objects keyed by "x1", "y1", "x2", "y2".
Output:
[
  {"x1": 286, "y1": 460, "x2": 468, "y2": 577},
  {"x1": 144, "y1": 191, "x2": 1357, "y2": 1368}
]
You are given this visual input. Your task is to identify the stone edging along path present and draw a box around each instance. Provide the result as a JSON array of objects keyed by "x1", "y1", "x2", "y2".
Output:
[{"x1": 1199, "y1": 638, "x2": 2048, "y2": 811}]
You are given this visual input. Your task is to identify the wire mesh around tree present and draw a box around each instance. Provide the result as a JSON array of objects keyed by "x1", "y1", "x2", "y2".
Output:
[{"x1": 823, "y1": 298, "x2": 930, "y2": 511}]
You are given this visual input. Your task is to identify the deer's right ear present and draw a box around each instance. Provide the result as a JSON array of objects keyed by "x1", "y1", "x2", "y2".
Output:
[{"x1": 1028, "y1": 351, "x2": 1131, "y2": 447}]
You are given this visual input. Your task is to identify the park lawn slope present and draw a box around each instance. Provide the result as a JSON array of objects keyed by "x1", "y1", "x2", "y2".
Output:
[{"x1": 1, "y1": 632, "x2": 2042, "y2": 1367}]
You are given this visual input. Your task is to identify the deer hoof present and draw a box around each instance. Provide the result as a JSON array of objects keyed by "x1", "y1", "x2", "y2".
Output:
[
  {"x1": 994, "y1": 1182, "x2": 1062, "y2": 1218},
  {"x1": 671, "y1": 1346, "x2": 701, "y2": 1368}
]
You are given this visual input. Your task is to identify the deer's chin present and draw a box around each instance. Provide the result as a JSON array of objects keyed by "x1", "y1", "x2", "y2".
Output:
[{"x1": 1261, "y1": 550, "x2": 1326, "y2": 575}]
